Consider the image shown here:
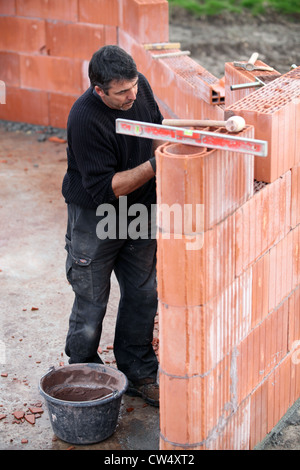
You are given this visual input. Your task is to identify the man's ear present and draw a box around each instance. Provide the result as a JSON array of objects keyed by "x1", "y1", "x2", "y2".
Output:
[{"x1": 94, "y1": 85, "x2": 105, "y2": 97}]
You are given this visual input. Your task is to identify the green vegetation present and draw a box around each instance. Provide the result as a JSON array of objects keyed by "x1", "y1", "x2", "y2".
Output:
[{"x1": 168, "y1": 0, "x2": 300, "y2": 17}]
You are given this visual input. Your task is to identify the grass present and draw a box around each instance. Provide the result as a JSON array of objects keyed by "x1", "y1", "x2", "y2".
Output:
[{"x1": 167, "y1": 0, "x2": 300, "y2": 17}]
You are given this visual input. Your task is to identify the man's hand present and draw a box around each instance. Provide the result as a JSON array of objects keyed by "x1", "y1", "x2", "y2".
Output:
[{"x1": 111, "y1": 160, "x2": 155, "y2": 199}]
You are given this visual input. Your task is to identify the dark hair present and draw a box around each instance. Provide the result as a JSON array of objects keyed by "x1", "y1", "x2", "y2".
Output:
[{"x1": 88, "y1": 45, "x2": 138, "y2": 94}]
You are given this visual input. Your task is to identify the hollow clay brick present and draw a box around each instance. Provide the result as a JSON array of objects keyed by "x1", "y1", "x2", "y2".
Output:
[
  {"x1": 220, "y1": 398, "x2": 251, "y2": 450},
  {"x1": 121, "y1": 0, "x2": 169, "y2": 44},
  {"x1": 0, "y1": 52, "x2": 20, "y2": 87},
  {"x1": 226, "y1": 66, "x2": 300, "y2": 183},
  {"x1": 288, "y1": 288, "x2": 300, "y2": 354},
  {"x1": 46, "y1": 22, "x2": 107, "y2": 60},
  {"x1": 267, "y1": 355, "x2": 293, "y2": 433},
  {"x1": 0, "y1": 16, "x2": 46, "y2": 54},
  {"x1": 159, "y1": 356, "x2": 231, "y2": 448},
  {"x1": 291, "y1": 163, "x2": 300, "y2": 228},
  {"x1": 225, "y1": 61, "x2": 281, "y2": 108},
  {"x1": 16, "y1": 0, "x2": 78, "y2": 22},
  {"x1": 49, "y1": 92, "x2": 77, "y2": 129},
  {"x1": 78, "y1": 0, "x2": 119, "y2": 26},
  {"x1": 0, "y1": 0, "x2": 16, "y2": 15},
  {"x1": 159, "y1": 271, "x2": 252, "y2": 378},
  {"x1": 0, "y1": 86, "x2": 49, "y2": 126},
  {"x1": 237, "y1": 298, "x2": 289, "y2": 405},
  {"x1": 156, "y1": 128, "x2": 254, "y2": 233},
  {"x1": 20, "y1": 55, "x2": 83, "y2": 95},
  {"x1": 292, "y1": 224, "x2": 300, "y2": 289},
  {"x1": 235, "y1": 170, "x2": 291, "y2": 276},
  {"x1": 251, "y1": 253, "x2": 270, "y2": 328},
  {"x1": 104, "y1": 25, "x2": 118, "y2": 46},
  {"x1": 249, "y1": 380, "x2": 268, "y2": 449},
  {"x1": 268, "y1": 229, "x2": 293, "y2": 312},
  {"x1": 157, "y1": 213, "x2": 235, "y2": 307}
]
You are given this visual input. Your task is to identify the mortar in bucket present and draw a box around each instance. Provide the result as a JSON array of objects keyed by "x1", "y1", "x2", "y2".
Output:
[{"x1": 39, "y1": 363, "x2": 128, "y2": 445}]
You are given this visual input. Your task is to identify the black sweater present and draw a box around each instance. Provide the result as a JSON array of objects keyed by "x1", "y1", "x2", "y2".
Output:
[{"x1": 62, "y1": 73, "x2": 163, "y2": 210}]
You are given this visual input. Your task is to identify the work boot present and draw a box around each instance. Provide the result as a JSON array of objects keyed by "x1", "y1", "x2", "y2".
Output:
[{"x1": 126, "y1": 378, "x2": 159, "y2": 407}]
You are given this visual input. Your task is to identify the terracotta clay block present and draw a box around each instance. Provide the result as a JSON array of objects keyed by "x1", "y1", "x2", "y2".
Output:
[
  {"x1": 225, "y1": 61, "x2": 281, "y2": 108},
  {"x1": 46, "y1": 21, "x2": 106, "y2": 60},
  {"x1": 292, "y1": 224, "x2": 300, "y2": 289},
  {"x1": 226, "y1": 66, "x2": 300, "y2": 183},
  {"x1": 49, "y1": 92, "x2": 77, "y2": 129},
  {"x1": 0, "y1": 51, "x2": 20, "y2": 87},
  {"x1": 249, "y1": 380, "x2": 268, "y2": 449},
  {"x1": 158, "y1": 301, "x2": 205, "y2": 377},
  {"x1": 237, "y1": 298, "x2": 289, "y2": 404},
  {"x1": 0, "y1": 0, "x2": 16, "y2": 15},
  {"x1": 251, "y1": 253, "x2": 270, "y2": 328},
  {"x1": 291, "y1": 163, "x2": 300, "y2": 228},
  {"x1": 267, "y1": 355, "x2": 292, "y2": 433},
  {"x1": 159, "y1": 357, "x2": 231, "y2": 448},
  {"x1": 235, "y1": 170, "x2": 291, "y2": 276},
  {"x1": 152, "y1": 51, "x2": 225, "y2": 114},
  {"x1": 217, "y1": 398, "x2": 251, "y2": 450},
  {"x1": 78, "y1": 0, "x2": 119, "y2": 26},
  {"x1": 20, "y1": 55, "x2": 83, "y2": 95},
  {"x1": 156, "y1": 127, "x2": 254, "y2": 233},
  {"x1": 0, "y1": 16, "x2": 46, "y2": 54},
  {"x1": 288, "y1": 287, "x2": 300, "y2": 352},
  {"x1": 104, "y1": 25, "x2": 118, "y2": 46},
  {"x1": 268, "y1": 229, "x2": 293, "y2": 312},
  {"x1": 16, "y1": 0, "x2": 78, "y2": 22},
  {"x1": 157, "y1": 213, "x2": 235, "y2": 307},
  {"x1": 121, "y1": 0, "x2": 169, "y2": 44},
  {"x1": 0, "y1": 86, "x2": 49, "y2": 126},
  {"x1": 159, "y1": 270, "x2": 253, "y2": 378}
]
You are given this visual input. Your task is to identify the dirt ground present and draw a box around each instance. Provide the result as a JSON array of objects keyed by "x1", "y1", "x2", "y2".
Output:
[
  {"x1": 0, "y1": 125, "x2": 160, "y2": 451},
  {"x1": 169, "y1": 7, "x2": 300, "y2": 78}
]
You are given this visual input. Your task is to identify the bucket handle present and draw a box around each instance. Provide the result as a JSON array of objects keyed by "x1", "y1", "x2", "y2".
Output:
[{"x1": 99, "y1": 390, "x2": 119, "y2": 401}]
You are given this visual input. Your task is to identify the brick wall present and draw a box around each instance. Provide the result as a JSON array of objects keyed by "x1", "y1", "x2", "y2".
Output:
[
  {"x1": 1, "y1": 0, "x2": 300, "y2": 451},
  {"x1": 157, "y1": 65, "x2": 300, "y2": 449},
  {"x1": 0, "y1": 0, "x2": 169, "y2": 127}
]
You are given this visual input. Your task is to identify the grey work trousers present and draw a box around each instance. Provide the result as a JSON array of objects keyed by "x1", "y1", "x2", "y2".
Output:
[{"x1": 64, "y1": 202, "x2": 158, "y2": 383}]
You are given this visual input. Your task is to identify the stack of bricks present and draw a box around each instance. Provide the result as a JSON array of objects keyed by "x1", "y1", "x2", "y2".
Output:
[
  {"x1": 225, "y1": 66, "x2": 300, "y2": 183},
  {"x1": 157, "y1": 65, "x2": 300, "y2": 449},
  {"x1": 225, "y1": 59, "x2": 281, "y2": 107}
]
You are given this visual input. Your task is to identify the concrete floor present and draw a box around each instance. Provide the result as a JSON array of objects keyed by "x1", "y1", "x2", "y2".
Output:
[
  {"x1": 0, "y1": 125, "x2": 159, "y2": 451},
  {"x1": 1, "y1": 123, "x2": 300, "y2": 452}
]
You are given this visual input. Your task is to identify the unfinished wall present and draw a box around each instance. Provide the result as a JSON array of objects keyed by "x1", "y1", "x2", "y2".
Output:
[
  {"x1": 157, "y1": 64, "x2": 300, "y2": 449},
  {"x1": 1, "y1": 0, "x2": 300, "y2": 451}
]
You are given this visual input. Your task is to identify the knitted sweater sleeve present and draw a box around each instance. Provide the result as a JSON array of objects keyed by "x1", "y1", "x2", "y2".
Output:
[{"x1": 68, "y1": 109, "x2": 118, "y2": 206}]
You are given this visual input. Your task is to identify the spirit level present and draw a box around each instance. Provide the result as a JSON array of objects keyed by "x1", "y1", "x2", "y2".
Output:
[{"x1": 115, "y1": 119, "x2": 268, "y2": 157}]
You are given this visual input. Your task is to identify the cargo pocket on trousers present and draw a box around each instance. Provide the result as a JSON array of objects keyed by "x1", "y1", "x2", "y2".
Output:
[{"x1": 68, "y1": 254, "x2": 94, "y2": 299}]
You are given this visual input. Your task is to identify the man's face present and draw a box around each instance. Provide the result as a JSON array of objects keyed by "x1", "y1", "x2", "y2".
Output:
[{"x1": 95, "y1": 77, "x2": 138, "y2": 111}]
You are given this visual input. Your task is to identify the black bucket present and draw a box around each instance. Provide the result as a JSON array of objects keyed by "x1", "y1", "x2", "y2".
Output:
[{"x1": 39, "y1": 363, "x2": 128, "y2": 445}]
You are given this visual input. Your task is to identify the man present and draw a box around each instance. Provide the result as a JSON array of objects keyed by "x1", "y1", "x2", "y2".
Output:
[{"x1": 62, "y1": 45, "x2": 163, "y2": 407}]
